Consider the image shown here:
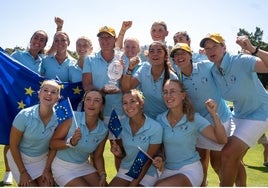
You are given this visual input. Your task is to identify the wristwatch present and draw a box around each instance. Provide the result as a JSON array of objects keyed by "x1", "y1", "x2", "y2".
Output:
[
  {"x1": 66, "y1": 136, "x2": 74, "y2": 148},
  {"x1": 126, "y1": 69, "x2": 132, "y2": 75}
]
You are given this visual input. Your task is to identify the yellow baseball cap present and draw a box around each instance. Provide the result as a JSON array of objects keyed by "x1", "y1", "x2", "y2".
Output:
[
  {"x1": 170, "y1": 43, "x2": 192, "y2": 58},
  {"x1": 97, "y1": 26, "x2": 116, "y2": 37},
  {"x1": 200, "y1": 33, "x2": 225, "y2": 47}
]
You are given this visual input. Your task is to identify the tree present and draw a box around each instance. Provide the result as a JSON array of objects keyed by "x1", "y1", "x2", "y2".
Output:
[
  {"x1": 237, "y1": 27, "x2": 268, "y2": 88},
  {"x1": 238, "y1": 27, "x2": 268, "y2": 51}
]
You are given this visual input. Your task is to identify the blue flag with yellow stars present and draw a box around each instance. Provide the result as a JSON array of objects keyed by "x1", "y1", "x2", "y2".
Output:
[
  {"x1": 108, "y1": 109, "x2": 122, "y2": 138},
  {"x1": 0, "y1": 47, "x2": 84, "y2": 144},
  {"x1": 55, "y1": 97, "x2": 73, "y2": 125},
  {"x1": 125, "y1": 150, "x2": 150, "y2": 179}
]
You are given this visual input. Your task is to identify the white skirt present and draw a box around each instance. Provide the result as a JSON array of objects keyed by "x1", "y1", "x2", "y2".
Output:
[
  {"x1": 159, "y1": 161, "x2": 203, "y2": 187},
  {"x1": 51, "y1": 156, "x2": 96, "y2": 186},
  {"x1": 232, "y1": 117, "x2": 268, "y2": 147},
  {"x1": 6, "y1": 149, "x2": 47, "y2": 183},
  {"x1": 116, "y1": 168, "x2": 158, "y2": 187}
]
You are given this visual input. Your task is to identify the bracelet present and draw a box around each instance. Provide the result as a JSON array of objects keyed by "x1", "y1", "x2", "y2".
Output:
[
  {"x1": 119, "y1": 33, "x2": 125, "y2": 36},
  {"x1": 66, "y1": 136, "x2": 74, "y2": 148},
  {"x1": 251, "y1": 46, "x2": 259, "y2": 56},
  {"x1": 20, "y1": 168, "x2": 27, "y2": 175},
  {"x1": 211, "y1": 113, "x2": 219, "y2": 118},
  {"x1": 99, "y1": 172, "x2": 107, "y2": 179},
  {"x1": 126, "y1": 69, "x2": 132, "y2": 75}
]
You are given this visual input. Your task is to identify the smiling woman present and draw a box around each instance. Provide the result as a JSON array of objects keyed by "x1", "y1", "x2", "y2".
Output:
[{"x1": 6, "y1": 80, "x2": 61, "y2": 187}]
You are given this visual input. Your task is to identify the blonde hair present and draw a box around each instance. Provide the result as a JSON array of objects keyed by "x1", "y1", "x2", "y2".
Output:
[
  {"x1": 76, "y1": 36, "x2": 93, "y2": 47},
  {"x1": 123, "y1": 37, "x2": 141, "y2": 53},
  {"x1": 40, "y1": 79, "x2": 61, "y2": 94},
  {"x1": 124, "y1": 89, "x2": 144, "y2": 102}
]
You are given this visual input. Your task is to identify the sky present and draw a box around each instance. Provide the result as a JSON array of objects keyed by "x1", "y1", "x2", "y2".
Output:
[{"x1": 1, "y1": 0, "x2": 268, "y2": 54}]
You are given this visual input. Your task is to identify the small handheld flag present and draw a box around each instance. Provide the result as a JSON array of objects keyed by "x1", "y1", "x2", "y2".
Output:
[
  {"x1": 108, "y1": 109, "x2": 122, "y2": 138},
  {"x1": 125, "y1": 148, "x2": 150, "y2": 179},
  {"x1": 55, "y1": 97, "x2": 73, "y2": 125}
]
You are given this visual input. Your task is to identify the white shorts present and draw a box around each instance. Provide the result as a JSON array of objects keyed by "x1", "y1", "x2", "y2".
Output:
[
  {"x1": 6, "y1": 149, "x2": 47, "y2": 184},
  {"x1": 232, "y1": 117, "x2": 268, "y2": 147},
  {"x1": 116, "y1": 168, "x2": 158, "y2": 187},
  {"x1": 196, "y1": 119, "x2": 234, "y2": 151},
  {"x1": 52, "y1": 156, "x2": 96, "y2": 187},
  {"x1": 159, "y1": 161, "x2": 203, "y2": 187}
]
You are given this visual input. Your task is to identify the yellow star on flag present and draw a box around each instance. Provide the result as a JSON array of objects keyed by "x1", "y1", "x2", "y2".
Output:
[
  {"x1": 73, "y1": 86, "x2": 82, "y2": 94},
  {"x1": 18, "y1": 100, "x2": 26, "y2": 109},
  {"x1": 25, "y1": 87, "x2": 35, "y2": 96}
]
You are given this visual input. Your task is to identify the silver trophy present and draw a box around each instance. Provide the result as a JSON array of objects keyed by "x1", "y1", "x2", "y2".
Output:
[{"x1": 106, "y1": 48, "x2": 124, "y2": 90}]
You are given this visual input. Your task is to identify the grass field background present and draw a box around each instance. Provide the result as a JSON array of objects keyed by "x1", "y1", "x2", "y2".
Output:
[{"x1": 0, "y1": 141, "x2": 268, "y2": 187}]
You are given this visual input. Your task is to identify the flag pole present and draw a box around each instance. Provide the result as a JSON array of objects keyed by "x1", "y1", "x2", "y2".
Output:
[
  {"x1": 137, "y1": 146, "x2": 153, "y2": 161},
  {"x1": 67, "y1": 97, "x2": 78, "y2": 129}
]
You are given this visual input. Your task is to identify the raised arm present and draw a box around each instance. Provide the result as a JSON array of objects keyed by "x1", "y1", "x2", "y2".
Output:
[
  {"x1": 45, "y1": 17, "x2": 64, "y2": 55},
  {"x1": 236, "y1": 35, "x2": 268, "y2": 73},
  {"x1": 115, "y1": 21, "x2": 132, "y2": 49}
]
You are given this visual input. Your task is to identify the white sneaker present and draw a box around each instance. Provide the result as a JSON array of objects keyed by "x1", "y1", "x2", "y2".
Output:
[{"x1": 3, "y1": 171, "x2": 13, "y2": 185}]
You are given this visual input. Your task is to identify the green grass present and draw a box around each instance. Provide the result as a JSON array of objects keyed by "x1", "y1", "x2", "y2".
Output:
[{"x1": 1, "y1": 142, "x2": 268, "y2": 187}]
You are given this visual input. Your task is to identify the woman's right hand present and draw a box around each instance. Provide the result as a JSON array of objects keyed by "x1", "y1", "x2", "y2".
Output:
[
  {"x1": 71, "y1": 128, "x2": 81, "y2": 146},
  {"x1": 19, "y1": 171, "x2": 32, "y2": 187}
]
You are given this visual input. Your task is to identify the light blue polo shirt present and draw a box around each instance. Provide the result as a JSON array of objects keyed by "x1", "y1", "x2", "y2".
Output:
[
  {"x1": 12, "y1": 104, "x2": 58, "y2": 157},
  {"x1": 69, "y1": 62, "x2": 82, "y2": 82},
  {"x1": 56, "y1": 111, "x2": 108, "y2": 164},
  {"x1": 133, "y1": 63, "x2": 178, "y2": 119},
  {"x1": 192, "y1": 52, "x2": 208, "y2": 63},
  {"x1": 11, "y1": 50, "x2": 43, "y2": 74},
  {"x1": 156, "y1": 111, "x2": 209, "y2": 170},
  {"x1": 173, "y1": 61, "x2": 231, "y2": 124},
  {"x1": 119, "y1": 116, "x2": 163, "y2": 177},
  {"x1": 83, "y1": 52, "x2": 124, "y2": 116},
  {"x1": 41, "y1": 55, "x2": 74, "y2": 82},
  {"x1": 211, "y1": 52, "x2": 268, "y2": 120}
]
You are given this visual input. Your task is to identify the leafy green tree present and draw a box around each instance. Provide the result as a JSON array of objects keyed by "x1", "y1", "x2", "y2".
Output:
[
  {"x1": 237, "y1": 27, "x2": 268, "y2": 51},
  {"x1": 237, "y1": 27, "x2": 268, "y2": 88}
]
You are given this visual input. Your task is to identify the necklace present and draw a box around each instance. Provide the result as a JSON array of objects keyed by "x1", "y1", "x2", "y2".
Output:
[
  {"x1": 55, "y1": 54, "x2": 67, "y2": 63},
  {"x1": 167, "y1": 112, "x2": 182, "y2": 127}
]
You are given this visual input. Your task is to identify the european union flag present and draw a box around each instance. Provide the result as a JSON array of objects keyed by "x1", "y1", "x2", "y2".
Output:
[
  {"x1": 0, "y1": 47, "x2": 84, "y2": 144},
  {"x1": 108, "y1": 109, "x2": 122, "y2": 138},
  {"x1": 125, "y1": 150, "x2": 150, "y2": 179},
  {"x1": 55, "y1": 98, "x2": 73, "y2": 125}
]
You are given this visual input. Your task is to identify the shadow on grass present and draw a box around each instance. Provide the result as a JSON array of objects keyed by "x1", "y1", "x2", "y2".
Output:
[
  {"x1": 244, "y1": 163, "x2": 268, "y2": 173},
  {"x1": 0, "y1": 181, "x2": 15, "y2": 187}
]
